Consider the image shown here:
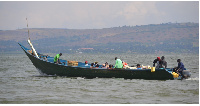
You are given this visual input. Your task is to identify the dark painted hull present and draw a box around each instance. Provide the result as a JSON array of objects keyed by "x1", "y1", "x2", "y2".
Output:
[{"x1": 19, "y1": 43, "x2": 174, "y2": 80}]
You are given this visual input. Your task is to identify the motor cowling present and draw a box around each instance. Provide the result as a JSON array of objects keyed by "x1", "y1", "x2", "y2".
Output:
[{"x1": 182, "y1": 70, "x2": 191, "y2": 79}]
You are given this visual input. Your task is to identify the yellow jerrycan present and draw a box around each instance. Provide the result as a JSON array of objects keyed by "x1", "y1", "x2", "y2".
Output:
[{"x1": 151, "y1": 67, "x2": 155, "y2": 72}]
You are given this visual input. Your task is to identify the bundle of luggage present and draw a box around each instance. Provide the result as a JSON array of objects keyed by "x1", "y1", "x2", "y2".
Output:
[
  {"x1": 67, "y1": 61, "x2": 78, "y2": 66},
  {"x1": 27, "y1": 50, "x2": 32, "y2": 54}
]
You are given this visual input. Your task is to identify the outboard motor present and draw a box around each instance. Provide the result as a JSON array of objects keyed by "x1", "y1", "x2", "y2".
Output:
[{"x1": 182, "y1": 70, "x2": 191, "y2": 79}]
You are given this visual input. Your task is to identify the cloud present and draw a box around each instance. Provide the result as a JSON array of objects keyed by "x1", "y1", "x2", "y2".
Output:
[
  {"x1": 155, "y1": 1, "x2": 199, "y2": 23},
  {"x1": 118, "y1": 2, "x2": 160, "y2": 25},
  {"x1": 0, "y1": 1, "x2": 198, "y2": 30}
]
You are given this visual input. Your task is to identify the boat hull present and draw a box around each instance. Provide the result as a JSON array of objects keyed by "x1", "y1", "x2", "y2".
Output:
[{"x1": 19, "y1": 43, "x2": 174, "y2": 80}]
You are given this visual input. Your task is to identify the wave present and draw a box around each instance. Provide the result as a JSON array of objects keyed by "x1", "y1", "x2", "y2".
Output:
[
  {"x1": 186, "y1": 77, "x2": 199, "y2": 81},
  {"x1": 31, "y1": 75, "x2": 57, "y2": 77}
]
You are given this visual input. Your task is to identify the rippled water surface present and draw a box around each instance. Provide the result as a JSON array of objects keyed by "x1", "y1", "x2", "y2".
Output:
[{"x1": 0, "y1": 53, "x2": 199, "y2": 104}]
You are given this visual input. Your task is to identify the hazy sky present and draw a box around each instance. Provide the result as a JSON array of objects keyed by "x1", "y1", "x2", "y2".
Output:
[{"x1": 0, "y1": 1, "x2": 199, "y2": 30}]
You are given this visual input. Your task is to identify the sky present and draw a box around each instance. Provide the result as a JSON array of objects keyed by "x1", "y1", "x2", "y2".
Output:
[{"x1": 0, "y1": 1, "x2": 199, "y2": 30}]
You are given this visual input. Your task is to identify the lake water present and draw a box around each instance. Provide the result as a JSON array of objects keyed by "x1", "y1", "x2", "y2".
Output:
[{"x1": 0, "y1": 53, "x2": 199, "y2": 104}]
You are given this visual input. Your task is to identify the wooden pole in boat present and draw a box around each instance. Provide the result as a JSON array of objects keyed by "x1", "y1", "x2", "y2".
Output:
[
  {"x1": 26, "y1": 17, "x2": 30, "y2": 40},
  {"x1": 26, "y1": 18, "x2": 39, "y2": 58}
]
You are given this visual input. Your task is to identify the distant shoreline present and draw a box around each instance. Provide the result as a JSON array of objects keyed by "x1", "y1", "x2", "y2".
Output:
[{"x1": 0, "y1": 22, "x2": 198, "y2": 54}]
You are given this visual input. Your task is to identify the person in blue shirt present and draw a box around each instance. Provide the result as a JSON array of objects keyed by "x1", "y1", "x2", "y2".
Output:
[
  {"x1": 177, "y1": 59, "x2": 185, "y2": 78},
  {"x1": 137, "y1": 64, "x2": 142, "y2": 69}
]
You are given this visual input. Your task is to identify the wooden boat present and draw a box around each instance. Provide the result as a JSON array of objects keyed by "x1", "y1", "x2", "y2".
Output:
[{"x1": 18, "y1": 42, "x2": 188, "y2": 80}]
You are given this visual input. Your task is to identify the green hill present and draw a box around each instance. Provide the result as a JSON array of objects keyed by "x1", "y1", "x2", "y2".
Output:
[{"x1": 0, "y1": 22, "x2": 198, "y2": 54}]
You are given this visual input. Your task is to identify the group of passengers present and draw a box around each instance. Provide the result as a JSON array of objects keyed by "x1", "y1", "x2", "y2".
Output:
[
  {"x1": 152, "y1": 56, "x2": 185, "y2": 78},
  {"x1": 88, "y1": 61, "x2": 113, "y2": 69},
  {"x1": 86, "y1": 57, "x2": 146, "y2": 69},
  {"x1": 153, "y1": 56, "x2": 167, "y2": 69},
  {"x1": 54, "y1": 53, "x2": 185, "y2": 78}
]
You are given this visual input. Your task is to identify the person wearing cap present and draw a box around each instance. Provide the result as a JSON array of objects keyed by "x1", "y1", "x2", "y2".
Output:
[
  {"x1": 85, "y1": 61, "x2": 89, "y2": 66},
  {"x1": 54, "y1": 53, "x2": 62, "y2": 64},
  {"x1": 153, "y1": 57, "x2": 161, "y2": 69}
]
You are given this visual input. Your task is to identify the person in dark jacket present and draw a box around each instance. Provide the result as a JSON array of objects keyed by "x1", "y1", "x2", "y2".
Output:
[
  {"x1": 176, "y1": 59, "x2": 185, "y2": 79},
  {"x1": 161, "y1": 56, "x2": 167, "y2": 68},
  {"x1": 153, "y1": 57, "x2": 161, "y2": 69}
]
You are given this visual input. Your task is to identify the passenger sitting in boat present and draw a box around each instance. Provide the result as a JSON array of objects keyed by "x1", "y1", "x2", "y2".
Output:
[
  {"x1": 137, "y1": 64, "x2": 142, "y2": 69},
  {"x1": 43, "y1": 55, "x2": 48, "y2": 61},
  {"x1": 176, "y1": 59, "x2": 185, "y2": 79},
  {"x1": 105, "y1": 62, "x2": 109, "y2": 68},
  {"x1": 101, "y1": 64, "x2": 107, "y2": 69},
  {"x1": 94, "y1": 61, "x2": 99, "y2": 67},
  {"x1": 85, "y1": 61, "x2": 89, "y2": 66},
  {"x1": 114, "y1": 57, "x2": 123, "y2": 69},
  {"x1": 153, "y1": 57, "x2": 161, "y2": 69},
  {"x1": 90, "y1": 63, "x2": 95, "y2": 68},
  {"x1": 108, "y1": 64, "x2": 113, "y2": 69},
  {"x1": 54, "y1": 53, "x2": 62, "y2": 64},
  {"x1": 95, "y1": 62, "x2": 99, "y2": 68},
  {"x1": 161, "y1": 56, "x2": 167, "y2": 68},
  {"x1": 122, "y1": 61, "x2": 129, "y2": 68}
]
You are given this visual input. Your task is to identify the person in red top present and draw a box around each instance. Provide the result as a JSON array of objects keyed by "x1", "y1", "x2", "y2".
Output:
[
  {"x1": 85, "y1": 61, "x2": 89, "y2": 66},
  {"x1": 153, "y1": 57, "x2": 161, "y2": 69},
  {"x1": 122, "y1": 61, "x2": 128, "y2": 68}
]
